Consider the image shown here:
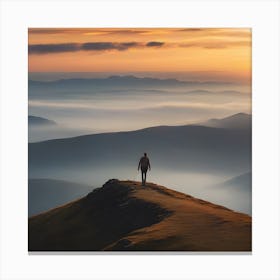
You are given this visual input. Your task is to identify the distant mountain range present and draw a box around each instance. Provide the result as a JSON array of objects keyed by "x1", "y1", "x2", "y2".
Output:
[
  {"x1": 205, "y1": 171, "x2": 252, "y2": 215},
  {"x1": 28, "y1": 179, "x2": 251, "y2": 251},
  {"x1": 29, "y1": 115, "x2": 56, "y2": 126},
  {"x1": 29, "y1": 75, "x2": 232, "y2": 90},
  {"x1": 221, "y1": 172, "x2": 252, "y2": 192}
]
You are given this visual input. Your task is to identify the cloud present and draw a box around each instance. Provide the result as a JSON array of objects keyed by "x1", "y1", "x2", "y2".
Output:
[
  {"x1": 177, "y1": 28, "x2": 251, "y2": 39},
  {"x1": 29, "y1": 42, "x2": 140, "y2": 54},
  {"x1": 29, "y1": 28, "x2": 251, "y2": 41},
  {"x1": 106, "y1": 30, "x2": 150, "y2": 35},
  {"x1": 29, "y1": 28, "x2": 71, "y2": 35},
  {"x1": 178, "y1": 40, "x2": 250, "y2": 49},
  {"x1": 29, "y1": 37, "x2": 249, "y2": 55},
  {"x1": 146, "y1": 41, "x2": 165, "y2": 47},
  {"x1": 28, "y1": 43, "x2": 79, "y2": 54},
  {"x1": 29, "y1": 97, "x2": 249, "y2": 113},
  {"x1": 81, "y1": 42, "x2": 140, "y2": 51},
  {"x1": 28, "y1": 28, "x2": 150, "y2": 36},
  {"x1": 29, "y1": 41, "x2": 166, "y2": 54},
  {"x1": 177, "y1": 28, "x2": 203, "y2": 32}
]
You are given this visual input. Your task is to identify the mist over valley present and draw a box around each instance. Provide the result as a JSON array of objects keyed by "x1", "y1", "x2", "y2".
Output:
[{"x1": 28, "y1": 74, "x2": 252, "y2": 216}]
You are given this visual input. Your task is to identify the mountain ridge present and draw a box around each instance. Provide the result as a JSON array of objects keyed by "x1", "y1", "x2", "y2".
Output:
[
  {"x1": 200, "y1": 112, "x2": 251, "y2": 130},
  {"x1": 28, "y1": 75, "x2": 233, "y2": 88},
  {"x1": 29, "y1": 119, "x2": 251, "y2": 178},
  {"x1": 28, "y1": 179, "x2": 251, "y2": 251},
  {"x1": 222, "y1": 171, "x2": 252, "y2": 187},
  {"x1": 30, "y1": 112, "x2": 251, "y2": 144},
  {"x1": 28, "y1": 115, "x2": 56, "y2": 126}
]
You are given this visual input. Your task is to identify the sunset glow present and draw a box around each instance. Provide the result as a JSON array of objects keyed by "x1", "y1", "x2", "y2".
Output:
[{"x1": 29, "y1": 28, "x2": 251, "y2": 83}]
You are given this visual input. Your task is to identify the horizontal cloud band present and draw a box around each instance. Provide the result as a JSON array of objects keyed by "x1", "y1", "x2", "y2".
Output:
[
  {"x1": 29, "y1": 40, "x2": 249, "y2": 55},
  {"x1": 29, "y1": 41, "x2": 165, "y2": 54}
]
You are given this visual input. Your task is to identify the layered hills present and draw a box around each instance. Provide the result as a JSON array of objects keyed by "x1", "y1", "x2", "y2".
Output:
[
  {"x1": 29, "y1": 114, "x2": 251, "y2": 178},
  {"x1": 28, "y1": 75, "x2": 230, "y2": 90}
]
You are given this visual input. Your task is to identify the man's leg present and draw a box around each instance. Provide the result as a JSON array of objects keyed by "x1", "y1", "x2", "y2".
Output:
[
  {"x1": 141, "y1": 171, "x2": 144, "y2": 185},
  {"x1": 143, "y1": 171, "x2": 147, "y2": 185}
]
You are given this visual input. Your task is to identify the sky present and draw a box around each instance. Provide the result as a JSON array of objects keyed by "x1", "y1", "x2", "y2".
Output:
[
  {"x1": 28, "y1": 28, "x2": 252, "y2": 215},
  {"x1": 28, "y1": 28, "x2": 251, "y2": 83}
]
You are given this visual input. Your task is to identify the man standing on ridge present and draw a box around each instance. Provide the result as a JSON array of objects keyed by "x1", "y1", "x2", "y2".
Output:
[{"x1": 138, "y1": 153, "x2": 151, "y2": 186}]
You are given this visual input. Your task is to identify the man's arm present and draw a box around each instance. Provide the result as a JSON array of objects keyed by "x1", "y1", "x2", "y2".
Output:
[
  {"x1": 138, "y1": 159, "x2": 141, "y2": 170},
  {"x1": 148, "y1": 159, "x2": 151, "y2": 170}
]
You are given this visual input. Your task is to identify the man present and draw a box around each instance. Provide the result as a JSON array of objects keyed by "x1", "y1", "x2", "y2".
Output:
[{"x1": 138, "y1": 153, "x2": 151, "y2": 186}]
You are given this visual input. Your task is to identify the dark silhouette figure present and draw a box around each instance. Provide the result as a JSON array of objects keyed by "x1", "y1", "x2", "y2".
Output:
[{"x1": 138, "y1": 153, "x2": 151, "y2": 186}]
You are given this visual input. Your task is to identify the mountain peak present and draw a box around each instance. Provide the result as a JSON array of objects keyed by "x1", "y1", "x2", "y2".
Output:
[
  {"x1": 28, "y1": 115, "x2": 56, "y2": 126},
  {"x1": 221, "y1": 112, "x2": 251, "y2": 120},
  {"x1": 29, "y1": 179, "x2": 251, "y2": 251},
  {"x1": 201, "y1": 112, "x2": 251, "y2": 130}
]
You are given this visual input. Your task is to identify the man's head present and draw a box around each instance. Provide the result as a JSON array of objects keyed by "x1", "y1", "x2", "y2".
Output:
[{"x1": 144, "y1": 152, "x2": 147, "y2": 157}]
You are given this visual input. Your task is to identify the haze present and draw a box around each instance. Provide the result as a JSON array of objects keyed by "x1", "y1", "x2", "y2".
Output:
[{"x1": 28, "y1": 28, "x2": 252, "y2": 216}]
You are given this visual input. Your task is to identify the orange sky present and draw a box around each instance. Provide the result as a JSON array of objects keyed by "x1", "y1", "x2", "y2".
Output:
[{"x1": 28, "y1": 28, "x2": 251, "y2": 82}]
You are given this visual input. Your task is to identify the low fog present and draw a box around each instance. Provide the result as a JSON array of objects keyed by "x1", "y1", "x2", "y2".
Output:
[
  {"x1": 28, "y1": 75, "x2": 252, "y2": 216},
  {"x1": 29, "y1": 78, "x2": 250, "y2": 142},
  {"x1": 29, "y1": 165, "x2": 251, "y2": 215}
]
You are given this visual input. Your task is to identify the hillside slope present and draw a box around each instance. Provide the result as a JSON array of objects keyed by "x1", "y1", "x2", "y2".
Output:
[
  {"x1": 29, "y1": 123, "x2": 251, "y2": 178},
  {"x1": 201, "y1": 113, "x2": 251, "y2": 130},
  {"x1": 29, "y1": 179, "x2": 251, "y2": 251}
]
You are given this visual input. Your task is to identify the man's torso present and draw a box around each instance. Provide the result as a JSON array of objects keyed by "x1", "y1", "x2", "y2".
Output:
[{"x1": 140, "y1": 157, "x2": 149, "y2": 170}]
